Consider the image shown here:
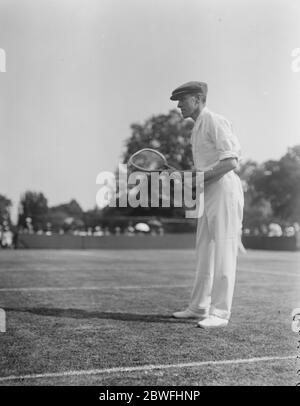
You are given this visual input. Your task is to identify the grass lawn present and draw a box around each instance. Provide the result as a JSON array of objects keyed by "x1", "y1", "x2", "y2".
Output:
[{"x1": 0, "y1": 249, "x2": 299, "y2": 386}]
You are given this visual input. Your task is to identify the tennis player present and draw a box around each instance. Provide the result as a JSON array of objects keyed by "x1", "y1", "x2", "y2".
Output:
[{"x1": 171, "y1": 81, "x2": 244, "y2": 328}]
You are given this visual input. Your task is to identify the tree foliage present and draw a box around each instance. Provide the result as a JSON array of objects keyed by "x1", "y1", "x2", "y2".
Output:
[
  {"x1": 0, "y1": 194, "x2": 12, "y2": 225},
  {"x1": 18, "y1": 191, "x2": 48, "y2": 230},
  {"x1": 123, "y1": 109, "x2": 194, "y2": 170},
  {"x1": 103, "y1": 110, "x2": 196, "y2": 218},
  {"x1": 46, "y1": 199, "x2": 84, "y2": 231},
  {"x1": 250, "y1": 146, "x2": 300, "y2": 224}
]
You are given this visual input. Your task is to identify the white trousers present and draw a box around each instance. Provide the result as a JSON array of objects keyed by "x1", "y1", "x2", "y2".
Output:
[{"x1": 188, "y1": 172, "x2": 244, "y2": 320}]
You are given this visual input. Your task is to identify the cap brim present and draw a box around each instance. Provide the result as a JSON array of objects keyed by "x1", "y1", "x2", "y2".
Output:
[
  {"x1": 170, "y1": 91, "x2": 188, "y2": 101},
  {"x1": 170, "y1": 89, "x2": 203, "y2": 101}
]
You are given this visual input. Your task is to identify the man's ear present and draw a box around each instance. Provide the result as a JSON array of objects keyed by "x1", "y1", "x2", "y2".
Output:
[{"x1": 194, "y1": 93, "x2": 201, "y2": 103}]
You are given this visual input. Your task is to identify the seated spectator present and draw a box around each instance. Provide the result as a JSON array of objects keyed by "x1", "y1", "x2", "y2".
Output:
[
  {"x1": 114, "y1": 226, "x2": 121, "y2": 235},
  {"x1": 158, "y1": 226, "x2": 164, "y2": 236},
  {"x1": 104, "y1": 227, "x2": 111, "y2": 236},
  {"x1": 1, "y1": 227, "x2": 13, "y2": 248},
  {"x1": 260, "y1": 224, "x2": 269, "y2": 235},
  {"x1": 294, "y1": 223, "x2": 300, "y2": 249},
  {"x1": 93, "y1": 226, "x2": 104, "y2": 236},
  {"x1": 125, "y1": 222, "x2": 135, "y2": 236},
  {"x1": 268, "y1": 223, "x2": 283, "y2": 237},
  {"x1": 284, "y1": 226, "x2": 295, "y2": 237},
  {"x1": 25, "y1": 217, "x2": 34, "y2": 234}
]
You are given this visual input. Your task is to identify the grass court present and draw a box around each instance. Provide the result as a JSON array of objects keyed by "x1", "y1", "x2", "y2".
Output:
[{"x1": 0, "y1": 248, "x2": 299, "y2": 386}]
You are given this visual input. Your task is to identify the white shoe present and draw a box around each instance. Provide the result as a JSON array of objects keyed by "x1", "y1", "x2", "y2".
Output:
[
  {"x1": 197, "y1": 315, "x2": 228, "y2": 329},
  {"x1": 172, "y1": 309, "x2": 206, "y2": 320}
]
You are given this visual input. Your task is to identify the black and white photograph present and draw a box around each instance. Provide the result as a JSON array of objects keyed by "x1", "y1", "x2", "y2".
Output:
[{"x1": 0, "y1": 0, "x2": 299, "y2": 390}]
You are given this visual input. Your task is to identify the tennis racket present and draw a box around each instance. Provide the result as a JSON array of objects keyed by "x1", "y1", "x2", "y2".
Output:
[{"x1": 127, "y1": 148, "x2": 177, "y2": 172}]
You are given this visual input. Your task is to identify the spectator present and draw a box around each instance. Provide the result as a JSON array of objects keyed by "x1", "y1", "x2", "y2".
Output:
[
  {"x1": 260, "y1": 224, "x2": 268, "y2": 235},
  {"x1": 114, "y1": 226, "x2": 121, "y2": 235},
  {"x1": 268, "y1": 223, "x2": 282, "y2": 237},
  {"x1": 93, "y1": 226, "x2": 103, "y2": 236},
  {"x1": 158, "y1": 226, "x2": 164, "y2": 236},
  {"x1": 104, "y1": 227, "x2": 111, "y2": 236},
  {"x1": 284, "y1": 226, "x2": 295, "y2": 237},
  {"x1": 125, "y1": 222, "x2": 135, "y2": 236},
  {"x1": 1, "y1": 226, "x2": 13, "y2": 248},
  {"x1": 25, "y1": 217, "x2": 34, "y2": 234},
  {"x1": 294, "y1": 223, "x2": 300, "y2": 249}
]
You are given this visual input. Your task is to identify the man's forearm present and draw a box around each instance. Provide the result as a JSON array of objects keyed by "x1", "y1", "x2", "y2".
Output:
[
  {"x1": 203, "y1": 158, "x2": 238, "y2": 183},
  {"x1": 187, "y1": 158, "x2": 237, "y2": 188},
  {"x1": 165, "y1": 158, "x2": 238, "y2": 188}
]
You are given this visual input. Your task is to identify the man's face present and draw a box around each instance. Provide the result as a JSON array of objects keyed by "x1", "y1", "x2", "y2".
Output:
[{"x1": 177, "y1": 94, "x2": 199, "y2": 119}]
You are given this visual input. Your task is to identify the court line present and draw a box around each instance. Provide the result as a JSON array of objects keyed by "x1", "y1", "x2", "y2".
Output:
[
  {"x1": 0, "y1": 267, "x2": 298, "y2": 277},
  {"x1": 0, "y1": 355, "x2": 295, "y2": 382},
  {"x1": 1, "y1": 276, "x2": 299, "y2": 293},
  {"x1": 0, "y1": 284, "x2": 190, "y2": 292},
  {"x1": 238, "y1": 268, "x2": 299, "y2": 278}
]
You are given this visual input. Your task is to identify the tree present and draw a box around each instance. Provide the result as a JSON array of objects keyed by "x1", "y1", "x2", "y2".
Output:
[
  {"x1": 236, "y1": 160, "x2": 273, "y2": 229},
  {"x1": 251, "y1": 145, "x2": 300, "y2": 223},
  {"x1": 47, "y1": 199, "x2": 84, "y2": 231},
  {"x1": 0, "y1": 194, "x2": 12, "y2": 225},
  {"x1": 49, "y1": 199, "x2": 83, "y2": 218},
  {"x1": 123, "y1": 109, "x2": 194, "y2": 170},
  {"x1": 18, "y1": 191, "x2": 48, "y2": 230},
  {"x1": 82, "y1": 207, "x2": 104, "y2": 228},
  {"x1": 103, "y1": 110, "x2": 195, "y2": 218}
]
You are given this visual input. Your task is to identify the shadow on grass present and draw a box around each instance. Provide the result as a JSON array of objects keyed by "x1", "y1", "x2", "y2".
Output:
[{"x1": 6, "y1": 307, "x2": 194, "y2": 324}]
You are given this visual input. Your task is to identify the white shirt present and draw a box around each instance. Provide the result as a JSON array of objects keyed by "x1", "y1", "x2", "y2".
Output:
[{"x1": 191, "y1": 106, "x2": 241, "y2": 171}]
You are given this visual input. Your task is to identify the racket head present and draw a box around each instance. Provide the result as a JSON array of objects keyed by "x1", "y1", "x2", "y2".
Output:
[{"x1": 128, "y1": 148, "x2": 169, "y2": 172}]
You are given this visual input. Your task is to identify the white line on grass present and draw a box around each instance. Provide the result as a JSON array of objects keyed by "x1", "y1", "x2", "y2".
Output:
[
  {"x1": 0, "y1": 267, "x2": 298, "y2": 277},
  {"x1": 0, "y1": 355, "x2": 295, "y2": 382},
  {"x1": 238, "y1": 267, "x2": 299, "y2": 277},
  {"x1": 1, "y1": 276, "x2": 299, "y2": 292},
  {"x1": 0, "y1": 284, "x2": 190, "y2": 292}
]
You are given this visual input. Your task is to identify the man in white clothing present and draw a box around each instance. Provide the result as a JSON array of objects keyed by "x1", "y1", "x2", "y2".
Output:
[{"x1": 170, "y1": 81, "x2": 244, "y2": 328}]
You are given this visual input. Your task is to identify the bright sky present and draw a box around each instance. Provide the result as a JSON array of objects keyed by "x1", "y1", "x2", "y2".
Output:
[{"x1": 0, "y1": 0, "x2": 299, "y2": 221}]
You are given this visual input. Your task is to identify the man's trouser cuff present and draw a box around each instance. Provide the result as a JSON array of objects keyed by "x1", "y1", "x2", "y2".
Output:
[
  {"x1": 210, "y1": 307, "x2": 231, "y2": 320},
  {"x1": 188, "y1": 306, "x2": 209, "y2": 317}
]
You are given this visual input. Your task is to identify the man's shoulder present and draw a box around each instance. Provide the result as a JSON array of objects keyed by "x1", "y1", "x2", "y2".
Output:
[{"x1": 202, "y1": 107, "x2": 230, "y2": 127}]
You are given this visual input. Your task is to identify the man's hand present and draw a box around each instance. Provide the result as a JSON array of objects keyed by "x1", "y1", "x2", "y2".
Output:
[
  {"x1": 160, "y1": 158, "x2": 238, "y2": 188},
  {"x1": 204, "y1": 158, "x2": 238, "y2": 185}
]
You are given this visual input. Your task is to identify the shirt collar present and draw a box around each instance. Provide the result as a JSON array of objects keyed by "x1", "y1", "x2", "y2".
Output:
[
  {"x1": 199, "y1": 105, "x2": 208, "y2": 119},
  {"x1": 194, "y1": 105, "x2": 208, "y2": 126}
]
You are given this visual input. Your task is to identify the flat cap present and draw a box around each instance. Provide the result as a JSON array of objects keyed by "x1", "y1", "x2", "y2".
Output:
[{"x1": 170, "y1": 81, "x2": 208, "y2": 101}]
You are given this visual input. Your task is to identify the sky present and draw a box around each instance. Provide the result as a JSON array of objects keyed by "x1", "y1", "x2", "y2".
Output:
[{"x1": 0, "y1": 0, "x2": 299, "y2": 221}]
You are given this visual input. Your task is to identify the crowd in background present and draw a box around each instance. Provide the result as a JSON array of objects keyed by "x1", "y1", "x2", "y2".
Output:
[
  {"x1": 1, "y1": 218, "x2": 300, "y2": 250},
  {"x1": 13, "y1": 218, "x2": 165, "y2": 241},
  {"x1": 243, "y1": 222, "x2": 300, "y2": 237}
]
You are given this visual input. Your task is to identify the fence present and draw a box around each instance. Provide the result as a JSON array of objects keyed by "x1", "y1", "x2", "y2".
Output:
[{"x1": 15, "y1": 233, "x2": 299, "y2": 251}]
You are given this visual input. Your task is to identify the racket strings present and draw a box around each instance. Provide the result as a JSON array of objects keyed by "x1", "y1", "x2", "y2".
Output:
[{"x1": 130, "y1": 150, "x2": 166, "y2": 171}]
